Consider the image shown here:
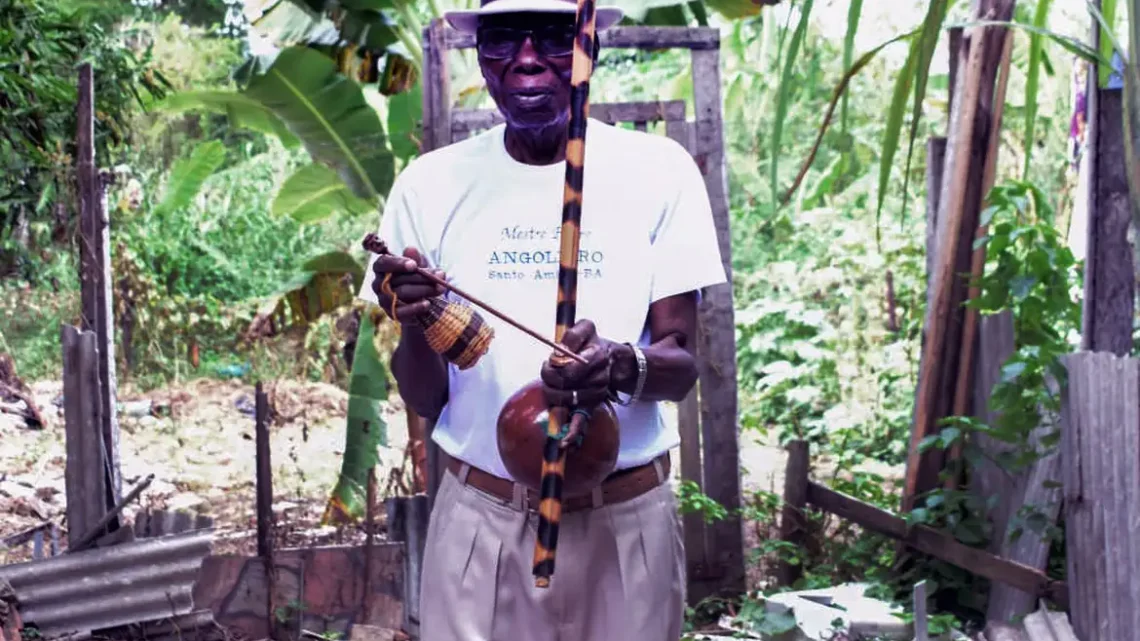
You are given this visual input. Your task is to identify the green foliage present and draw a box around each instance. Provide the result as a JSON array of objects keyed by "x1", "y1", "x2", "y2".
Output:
[
  {"x1": 770, "y1": 0, "x2": 814, "y2": 204},
  {"x1": 1, "y1": 4, "x2": 1088, "y2": 636},
  {"x1": 899, "y1": 180, "x2": 1081, "y2": 622},
  {"x1": 0, "y1": 0, "x2": 169, "y2": 276},
  {"x1": 154, "y1": 140, "x2": 228, "y2": 215}
]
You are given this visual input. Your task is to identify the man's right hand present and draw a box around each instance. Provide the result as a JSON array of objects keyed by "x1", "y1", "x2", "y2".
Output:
[{"x1": 371, "y1": 247, "x2": 447, "y2": 324}]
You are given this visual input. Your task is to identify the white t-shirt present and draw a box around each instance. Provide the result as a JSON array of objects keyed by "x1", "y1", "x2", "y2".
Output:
[{"x1": 358, "y1": 118, "x2": 726, "y2": 480}]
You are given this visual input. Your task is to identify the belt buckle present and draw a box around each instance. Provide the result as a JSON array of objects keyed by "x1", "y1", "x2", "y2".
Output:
[{"x1": 512, "y1": 483, "x2": 535, "y2": 513}]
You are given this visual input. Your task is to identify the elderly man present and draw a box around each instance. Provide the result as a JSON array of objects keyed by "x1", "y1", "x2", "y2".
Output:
[{"x1": 359, "y1": 0, "x2": 726, "y2": 638}]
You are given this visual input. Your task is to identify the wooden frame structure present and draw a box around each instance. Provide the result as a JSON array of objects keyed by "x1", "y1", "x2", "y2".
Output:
[{"x1": 416, "y1": 20, "x2": 744, "y2": 604}]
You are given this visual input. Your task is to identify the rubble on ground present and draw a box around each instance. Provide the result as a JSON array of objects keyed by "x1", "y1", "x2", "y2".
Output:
[{"x1": 688, "y1": 583, "x2": 973, "y2": 641}]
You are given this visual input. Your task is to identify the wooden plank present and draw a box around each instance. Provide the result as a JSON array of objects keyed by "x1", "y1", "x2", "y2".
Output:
[
  {"x1": 686, "y1": 44, "x2": 745, "y2": 603},
  {"x1": 777, "y1": 440, "x2": 809, "y2": 587},
  {"x1": 1081, "y1": 88, "x2": 1134, "y2": 355},
  {"x1": 422, "y1": 20, "x2": 453, "y2": 154},
  {"x1": 1061, "y1": 352, "x2": 1140, "y2": 641},
  {"x1": 75, "y1": 63, "x2": 121, "y2": 509},
  {"x1": 452, "y1": 100, "x2": 688, "y2": 135},
  {"x1": 663, "y1": 113, "x2": 710, "y2": 591},
  {"x1": 947, "y1": 27, "x2": 963, "y2": 120},
  {"x1": 903, "y1": 16, "x2": 1000, "y2": 510},
  {"x1": 985, "y1": 417, "x2": 1062, "y2": 622},
  {"x1": 444, "y1": 25, "x2": 720, "y2": 51},
  {"x1": 420, "y1": 20, "x2": 453, "y2": 511},
  {"x1": 913, "y1": 580, "x2": 930, "y2": 641},
  {"x1": 676, "y1": 388, "x2": 708, "y2": 594},
  {"x1": 970, "y1": 311, "x2": 1016, "y2": 538},
  {"x1": 924, "y1": 136, "x2": 947, "y2": 303},
  {"x1": 805, "y1": 480, "x2": 1068, "y2": 607},
  {"x1": 61, "y1": 324, "x2": 109, "y2": 548}
]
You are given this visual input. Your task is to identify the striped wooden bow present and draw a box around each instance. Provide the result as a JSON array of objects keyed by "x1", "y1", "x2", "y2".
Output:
[{"x1": 532, "y1": 0, "x2": 601, "y2": 589}]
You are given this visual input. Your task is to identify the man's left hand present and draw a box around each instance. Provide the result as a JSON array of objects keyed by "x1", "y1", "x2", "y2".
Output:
[{"x1": 540, "y1": 319, "x2": 615, "y2": 409}]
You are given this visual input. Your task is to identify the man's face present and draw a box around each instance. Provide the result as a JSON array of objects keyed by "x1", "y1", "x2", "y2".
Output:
[{"x1": 476, "y1": 12, "x2": 578, "y2": 130}]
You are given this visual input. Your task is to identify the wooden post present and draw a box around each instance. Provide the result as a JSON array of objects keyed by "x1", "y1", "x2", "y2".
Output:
[
  {"x1": 1080, "y1": 86, "x2": 1134, "y2": 356},
  {"x1": 254, "y1": 383, "x2": 276, "y2": 639},
  {"x1": 61, "y1": 324, "x2": 110, "y2": 548},
  {"x1": 76, "y1": 63, "x2": 121, "y2": 511},
  {"x1": 689, "y1": 38, "x2": 746, "y2": 603},
  {"x1": 385, "y1": 494, "x2": 429, "y2": 637},
  {"x1": 420, "y1": 20, "x2": 452, "y2": 513},
  {"x1": 777, "y1": 440, "x2": 809, "y2": 587}
]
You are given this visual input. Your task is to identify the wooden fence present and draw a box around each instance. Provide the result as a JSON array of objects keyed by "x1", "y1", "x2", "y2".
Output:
[{"x1": 1060, "y1": 352, "x2": 1140, "y2": 641}]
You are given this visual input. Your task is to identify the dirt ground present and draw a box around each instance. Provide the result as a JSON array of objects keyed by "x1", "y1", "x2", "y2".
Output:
[{"x1": 1, "y1": 376, "x2": 901, "y2": 570}]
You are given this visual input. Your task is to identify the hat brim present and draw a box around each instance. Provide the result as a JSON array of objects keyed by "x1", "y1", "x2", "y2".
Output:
[{"x1": 445, "y1": 0, "x2": 624, "y2": 34}]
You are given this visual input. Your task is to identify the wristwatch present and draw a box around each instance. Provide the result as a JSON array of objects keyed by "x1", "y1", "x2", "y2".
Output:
[{"x1": 611, "y1": 342, "x2": 647, "y2": 406}]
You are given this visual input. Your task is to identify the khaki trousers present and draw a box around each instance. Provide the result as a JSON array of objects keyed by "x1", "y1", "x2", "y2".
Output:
[{"x1": 419, "y1": 462, "x2": 687, "y2": 641}]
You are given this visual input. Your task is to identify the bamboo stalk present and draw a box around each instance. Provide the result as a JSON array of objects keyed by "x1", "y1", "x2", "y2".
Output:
[{"x1": 944, "y1": 29, "x2": 1014, "y2": 489}]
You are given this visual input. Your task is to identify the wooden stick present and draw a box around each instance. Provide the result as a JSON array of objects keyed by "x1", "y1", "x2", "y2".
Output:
[
  {"x1": 69, "y1": 473, "x2": 154, "y2": 552},
  {"x1": 945, "y1": 29, "x2": 1014, "y2": 489},
  {"x1": 362, "y1": 234, "x2": 588, "y2": 366}
]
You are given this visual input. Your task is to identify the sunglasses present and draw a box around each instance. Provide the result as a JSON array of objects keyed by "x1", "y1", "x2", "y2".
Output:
[{"x1": 476, "y1": 25, "x2": 577, "y2": 60}]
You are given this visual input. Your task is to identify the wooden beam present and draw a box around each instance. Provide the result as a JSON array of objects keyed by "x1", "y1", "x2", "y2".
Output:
[
  {"x1": 805, "y1": 481, "x2": 1068, "y2": 608},
  {"x1": 684, "y1": 43, "x2": 745, "y2": 604}
]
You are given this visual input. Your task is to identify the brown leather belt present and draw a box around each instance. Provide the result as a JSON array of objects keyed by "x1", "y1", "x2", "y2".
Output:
[{"x1": 445, "y1": 452, "x2": 671, "y2": 513}]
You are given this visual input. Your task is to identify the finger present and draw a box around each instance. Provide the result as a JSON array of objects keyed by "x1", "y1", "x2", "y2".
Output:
[
  {"x1": 559, "y1": 319, "x2": 597, "y2": 352},
  {"x1": 403, "y1": 246, "x2": 428, "y2": 269},
  {"x1": 560, "y1": 411, "x2": 588, "y2": 449},
  {"x1": 542, "y1": 348, "x2": 608, "y2": 387},
  {"x1": 386, "y1": 271, "x2": 434, "y2": 289},
  {"x1": 393, "y1": 284, "x2": 440, "y2": 303},
  {"x1": 394, "y1": 300, "x2": 432, "y2": 323},
  {"x1": 373, "y1": 254, "x2": 418, "y2": 275}
]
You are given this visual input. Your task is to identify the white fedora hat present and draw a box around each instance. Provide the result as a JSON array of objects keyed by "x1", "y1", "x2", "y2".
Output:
[{"x1": 445, "y1": 0, "x2": 624, "y2": 34}]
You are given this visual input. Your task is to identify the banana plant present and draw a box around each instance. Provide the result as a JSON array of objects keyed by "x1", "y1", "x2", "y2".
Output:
[{"x1": 158, "y1": 43, "x2": 398, "y2": 522}]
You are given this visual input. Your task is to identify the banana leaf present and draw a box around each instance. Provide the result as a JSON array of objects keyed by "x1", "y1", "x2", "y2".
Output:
[
  {"x1": 244, "y1": 45, "x2": 395, "y2": 202},
  {"x1": 387, "y1": 78, "x2": 422, "y2": 164},
  {"x1": 154, "y1": 141, "x2": 227, "y2": 215},
  {"x1": 272, "y1": 163, "x2": 379, "y2": 223},
  {"x1": 322, "y1": 312, "x2": 389, "y2": 524}
]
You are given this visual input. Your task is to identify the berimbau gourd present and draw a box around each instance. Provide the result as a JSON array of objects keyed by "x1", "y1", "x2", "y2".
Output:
[{"x1": 363, "y1": 0, "x2": 618, "y2": 588}]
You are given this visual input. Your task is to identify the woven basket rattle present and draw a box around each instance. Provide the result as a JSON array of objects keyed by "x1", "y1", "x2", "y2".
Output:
[{"x1": 362, "y1": 234, "x2": 494, "y2": 370}]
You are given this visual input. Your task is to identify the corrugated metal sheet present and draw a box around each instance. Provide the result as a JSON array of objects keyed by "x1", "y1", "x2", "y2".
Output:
[{"x1": 0, "y1": 529, "x2": 213, "y2": 638}]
